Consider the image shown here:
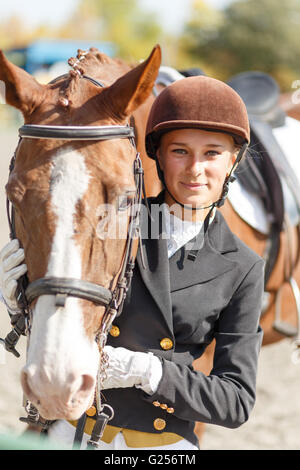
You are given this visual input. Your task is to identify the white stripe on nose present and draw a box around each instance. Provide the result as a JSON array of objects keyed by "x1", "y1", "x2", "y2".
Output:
[{"x1": 23, "y1": 148, "x2": 99, "y2": 418}]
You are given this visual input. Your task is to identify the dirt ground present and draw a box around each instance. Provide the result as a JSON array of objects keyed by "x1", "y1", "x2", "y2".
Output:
[{"x1": 0, "y1": 128, "x2": 299, "y2": 450}]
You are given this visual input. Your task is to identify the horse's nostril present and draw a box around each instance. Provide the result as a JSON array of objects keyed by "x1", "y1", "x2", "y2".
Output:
[
  {"x1": 68, "y1": 374, "x2": 95, "y2": 406},
  {"x1": 79, "y1": 374, "x2": 95, "y2": 394}
]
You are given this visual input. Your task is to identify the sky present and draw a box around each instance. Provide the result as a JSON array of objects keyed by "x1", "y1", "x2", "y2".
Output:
[{"x1": 0, "y1": 0, "x2": 234, "y2": 33}]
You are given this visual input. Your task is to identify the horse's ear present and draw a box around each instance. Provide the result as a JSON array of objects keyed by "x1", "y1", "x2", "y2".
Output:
[
  {"x1": 103, "y1": 45, "x2": 161, "y2": 119},
  {"x1": 0, "y1": 50, "x2": 45, "y2": 116}
]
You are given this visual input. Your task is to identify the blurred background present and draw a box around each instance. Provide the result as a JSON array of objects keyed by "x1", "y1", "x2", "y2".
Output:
[
  {"x1": 0, "y1": 0, "x2": 300, "y2": 450},
  {"x1": 1, "y1": 0, "x2": 300, "y2": 126},
  {"x1": 2, "y1": 0, "x2": 300, "y2": 124}
]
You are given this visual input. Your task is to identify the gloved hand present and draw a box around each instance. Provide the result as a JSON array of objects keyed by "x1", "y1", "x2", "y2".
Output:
[
  {"x1": 101, "y1": 345, "x2": 163, "y2": 395},
  {"x1": 0, "y1": 239, "x2": 27, "y2": 313}
]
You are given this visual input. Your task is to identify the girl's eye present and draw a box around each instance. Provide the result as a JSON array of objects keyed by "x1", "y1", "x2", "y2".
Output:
[
  {"x1": 206, "y1": 150, "x2": 220, "y2": 157},
  {"x1": 171, "y1": 148, "x2": 187, "y2": 155}
]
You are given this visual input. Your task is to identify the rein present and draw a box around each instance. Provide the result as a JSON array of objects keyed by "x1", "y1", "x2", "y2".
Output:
[{"x1": 4, "y1": 73, "x2": 148, "y2": 449}]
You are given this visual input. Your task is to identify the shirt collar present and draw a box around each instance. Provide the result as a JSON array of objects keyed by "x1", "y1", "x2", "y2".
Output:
[{"x1": 163, "y1": 205, "x2": 216, "y2": 258}]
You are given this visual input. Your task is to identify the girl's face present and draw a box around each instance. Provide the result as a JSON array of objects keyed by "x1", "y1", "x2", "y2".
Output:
[{"x1": 157, "y1": 128, "x2": 237, "y2": 220}]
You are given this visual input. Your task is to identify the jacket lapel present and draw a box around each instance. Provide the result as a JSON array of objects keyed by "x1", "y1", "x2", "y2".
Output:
[
  {"x1": 169, "y1": 210, "x2": 239, "y2": 291},
  {"x1": 136, "y1": 192, "x2": 173, "y2": 334}
]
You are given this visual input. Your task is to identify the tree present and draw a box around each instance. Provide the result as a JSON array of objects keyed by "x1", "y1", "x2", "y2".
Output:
[
  {"x1": 178, "y1": 0, "x2": 224, "y2": 74},
  {"x1": 60, "y1": 0, "x2": 163, "y2": 62},
  {"x1": 181, "y1": 0, "x2": 300, "y2": 89}
]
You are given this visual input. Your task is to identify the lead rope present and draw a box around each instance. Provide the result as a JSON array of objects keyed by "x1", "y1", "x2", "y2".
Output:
[{"x1": 84, "y1": 335, "x2": 114, "y2": 449}]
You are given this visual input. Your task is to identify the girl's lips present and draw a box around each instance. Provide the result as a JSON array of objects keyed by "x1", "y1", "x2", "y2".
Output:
[{"x1": 180, "y1": 182, "x2": 207, "y2": 190}]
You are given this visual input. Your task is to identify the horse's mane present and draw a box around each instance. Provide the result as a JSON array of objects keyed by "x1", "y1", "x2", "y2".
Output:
[{"x1": 55, "y1": 47, "x2": 133, "y2": 107}]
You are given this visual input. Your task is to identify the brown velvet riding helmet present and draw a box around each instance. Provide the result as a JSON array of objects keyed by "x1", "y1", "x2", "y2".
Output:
[{"x1": 145, "y1": 75, "x2": 250, "y2": 159}]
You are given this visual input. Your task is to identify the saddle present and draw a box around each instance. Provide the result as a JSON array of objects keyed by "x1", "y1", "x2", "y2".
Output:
[
  {"x1": 228, "y1": 71, "x2": 300, "y2": 274},
  {"x1": 228, "y1": 71, "x2": 300, "y2": 229}
]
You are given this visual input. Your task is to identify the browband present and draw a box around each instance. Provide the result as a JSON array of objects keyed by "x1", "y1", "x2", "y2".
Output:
[{"x1": 19, "y1": 124, "x2": 135, "y2": 141}]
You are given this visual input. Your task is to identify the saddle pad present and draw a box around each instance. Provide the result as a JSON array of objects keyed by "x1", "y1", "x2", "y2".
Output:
[
  {"x1": 228, "y1": 175, "x2": 300, "y2": 235},
  {"x1": 272, "y1": 117, "x2": 300, "y2": 226},
  {"x1": 229, "y1": 116, "x2": 300, "y2": 233},
  {"x1": 228, "y1": 179, "x2": 271, "y2": 235},
  {"x1": 273, "y1": 117, "x2": 300, "y2": 183}
]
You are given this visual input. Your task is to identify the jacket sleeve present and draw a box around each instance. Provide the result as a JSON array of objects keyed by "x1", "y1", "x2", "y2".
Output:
[{"x1": 142, "y1": 258, "x2": 264, "y2": 429}]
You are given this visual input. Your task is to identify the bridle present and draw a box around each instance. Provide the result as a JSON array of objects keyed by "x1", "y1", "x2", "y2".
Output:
[
  {"x1": 4, "y1": 73, "x2": 147, "y2": 448},
  {"x1": 13, "y1": 123, "x2": 142, "y2": 312}
]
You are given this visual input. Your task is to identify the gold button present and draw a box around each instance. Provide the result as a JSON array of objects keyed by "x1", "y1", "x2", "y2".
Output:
[
  {"x1": 160, "y1": 338, "x2": 173, "y2": 350},
  {"x1": 152, "y1": 401, "x2": 161, "y2": 407},
  {"x1": 160, "y1": 403, "x2": 168, "y2": 410},
  {"x1": 153, "y1": 418, "x2": 166, "y2": 431},
  {"x1": 86, "y1": 405, "x2": 97, "y2": 417},
  {"x1": 110, "y1": 325, "x2": 120, "y2": 337},
  {"x1": 167, "y1": 407, "x2": 175, "y2": 414}
]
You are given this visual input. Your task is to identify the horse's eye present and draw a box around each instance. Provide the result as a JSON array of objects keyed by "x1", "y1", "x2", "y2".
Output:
[{"x1": 117, "y1": 194, "x2": 134, "y2": 212}]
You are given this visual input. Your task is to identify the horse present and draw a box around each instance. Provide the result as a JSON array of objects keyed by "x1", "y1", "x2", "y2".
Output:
[{"x1": 0, "y1": 45, "x2": 161, "y2": 430}]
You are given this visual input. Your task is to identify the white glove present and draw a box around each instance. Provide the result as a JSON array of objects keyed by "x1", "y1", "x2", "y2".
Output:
[
  {"x1": 0, "y1": 239, "x2": 27, "y2": 313},
  {"x1": 101, "y1": 345, "x2": 163, "y2": 395}
]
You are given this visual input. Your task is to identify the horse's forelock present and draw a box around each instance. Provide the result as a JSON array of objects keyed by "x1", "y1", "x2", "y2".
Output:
[
  {"x1": 67, "y1": 49, "x2": 110, "y2": 76},
  {"x1": 67, "y1": 48, "x2": 131, "y2": 84},
  {"x1": 48, "y1": 48, "x2": 135, "y2": 111}
]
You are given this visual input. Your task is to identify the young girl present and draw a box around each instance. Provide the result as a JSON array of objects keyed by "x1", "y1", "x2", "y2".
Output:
[{"x1": 0, "y1": 76, "x2": 264, "y2": 450}]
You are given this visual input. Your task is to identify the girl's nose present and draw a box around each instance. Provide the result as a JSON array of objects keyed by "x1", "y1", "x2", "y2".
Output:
[{"x1": 187, "y1": 158, "x2": 204, "y2": 177}]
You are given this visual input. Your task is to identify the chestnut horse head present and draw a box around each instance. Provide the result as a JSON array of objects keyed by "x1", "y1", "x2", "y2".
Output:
[{"x1": 0, "y1": 46, "x2": 161, "y2": 420}]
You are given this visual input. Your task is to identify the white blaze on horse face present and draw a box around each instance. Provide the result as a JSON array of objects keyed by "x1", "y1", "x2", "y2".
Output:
[{"x1": 23, "y1": 147, "x2": 99, "y2": 418}]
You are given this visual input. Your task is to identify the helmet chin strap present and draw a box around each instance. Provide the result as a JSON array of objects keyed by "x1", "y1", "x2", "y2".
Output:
[{"x1": 155, "y1": 142, "x2": 248, "y2": 211}]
